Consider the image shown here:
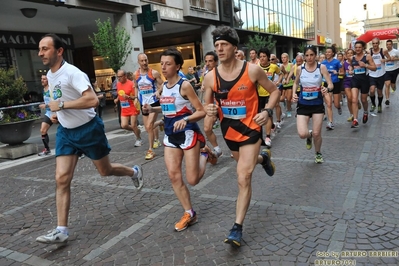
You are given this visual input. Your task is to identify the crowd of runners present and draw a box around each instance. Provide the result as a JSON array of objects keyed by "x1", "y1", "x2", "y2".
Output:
[{"x1": 34, "y1": 26, "x2": 399, "y2": 248}]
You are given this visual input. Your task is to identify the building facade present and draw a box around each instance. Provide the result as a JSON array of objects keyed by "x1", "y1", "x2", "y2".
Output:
[{"x1": 0, "y1": 0, "x2": 341, "y2": 96}]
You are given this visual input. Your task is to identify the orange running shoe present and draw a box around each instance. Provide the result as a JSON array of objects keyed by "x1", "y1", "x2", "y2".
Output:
[{"x1": 175, "y1": 212, "x2": 197, "y2": 232}]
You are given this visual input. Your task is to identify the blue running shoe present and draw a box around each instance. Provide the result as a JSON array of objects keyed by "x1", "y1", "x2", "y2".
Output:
[
  {"x1": 260, "y1": 149, "x2": 275, "y2": 176},
  {"x1": 224, "y1": 224, "x2": 242, "y2": 247}
]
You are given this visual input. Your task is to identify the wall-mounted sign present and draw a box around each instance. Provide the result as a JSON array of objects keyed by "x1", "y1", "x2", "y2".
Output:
[{"x1": 0, "y1": 30, "x2": 74, "y2": 49}]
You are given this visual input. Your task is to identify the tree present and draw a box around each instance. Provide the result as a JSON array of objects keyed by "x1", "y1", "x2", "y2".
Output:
[
  {"x1": 244, "y1": 34, "x2": 276, "y2": 52},
  {"x1": 89, "y1": 18, "x2": 132, "y2": 73},
  {"x1": 266, "y1": 23, "x2": 283, "y2": 34}
]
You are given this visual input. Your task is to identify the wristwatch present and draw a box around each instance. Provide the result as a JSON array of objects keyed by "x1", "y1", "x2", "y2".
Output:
[
  {"x1": 183, "y1": 116, "x2": 190, "y2": 123},
  {"x1": 58, "y1": 101, "x2": 64, "y2": 110},
  {"x1": 262, "y1": 108, "x2": 273, "y2": 117}
]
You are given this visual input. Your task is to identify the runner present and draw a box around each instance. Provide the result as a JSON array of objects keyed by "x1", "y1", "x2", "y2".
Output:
[
  {"x1": 280, "y1": 53, "x2": 294, "y2": 117},
  {"x1": 368, "y1": 38, "x2": 390, "y2": 113},
  {"x1": 115, "y1": 70, "x2": 143, "y2": 146},
  {"x1": 143, "y1": 48, "x2": 209, "y2": 232},
  {"x1": 349, "y1": 40, "x2": 376, "y2": 128},
  {"x1": 248, "y1": 48, "x2": 260, "y2": 64},
  {"x1": 38, "y1": 74, "x2": 53, "y2": 156},
  {"x1": 343, "y1": 49, "x2": 355, "y2": 122},
  {"x1": 202, "y1": 51, "x2": 222, "y2": 163},
  {"x1": 384, "y1": 39, "x2": 399, "y2": 101},
  {"x1": 321, "y1": 46, "x2": 343, "y2": 130},
  {"x1": 270, "y1": 54, "x2": 284, "y2": 129},
  {"x1": 35, "y1": 34, "x2": 143, "y2": 244},
  {"x1": 203, "y1": 25, "x2": 279, "y2": 247},
  {"x1": 258, "y1": 48, "x2": 282, "y2": 148},
  {"x1": 135, "y1": 53, "x2": 164, "y2": 160},
  {"x1": 292, "y1": 45, "x2": 333, "y2": 163}
]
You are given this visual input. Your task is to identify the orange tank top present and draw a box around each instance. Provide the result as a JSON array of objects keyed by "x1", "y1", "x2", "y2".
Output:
[{"x1": 212, "y1": 61, "x2": 261, "y2": 142}]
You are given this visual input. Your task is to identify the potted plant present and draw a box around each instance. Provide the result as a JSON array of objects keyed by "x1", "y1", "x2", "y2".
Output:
[{"x1": 0, "y1": 67, "x2": 41, "y2": 145}]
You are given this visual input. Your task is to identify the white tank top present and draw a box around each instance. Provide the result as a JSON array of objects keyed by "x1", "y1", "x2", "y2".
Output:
[{"x1": 369, "y1": 49, "x2": 385, "y2": 78}]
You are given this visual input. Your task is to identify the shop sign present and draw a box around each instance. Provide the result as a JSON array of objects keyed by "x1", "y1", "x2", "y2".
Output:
[
  {"x1": 0, "y1": 30, "x2": 74, "y2": 49},
  {"x1": 317, "y1": 35, "x2": 325, "y2": 45}
]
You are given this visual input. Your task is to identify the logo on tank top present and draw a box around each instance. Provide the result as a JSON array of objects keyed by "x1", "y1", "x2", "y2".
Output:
[{"x1": 237, "y1": 84, "x2": 248, "y2": 91}]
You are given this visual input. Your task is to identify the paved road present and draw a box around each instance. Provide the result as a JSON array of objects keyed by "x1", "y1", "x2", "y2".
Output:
[{"x1": 0, "y1": 96, "x2": 399, "y2": 265}]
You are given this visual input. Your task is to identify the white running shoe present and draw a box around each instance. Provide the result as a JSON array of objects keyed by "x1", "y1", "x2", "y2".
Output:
[
  {"x1": 265, "y1": 137, "x2": 272, "y2": 148},
  {"x1": 132, "y1": 165, "x2": 144, "y2": 190},
  {"x1": 134, "y1": 139, "x2": 143, "y2": 147},
  {"x1": 36, "y1": 229, "x2": 68, "y2": 244}
]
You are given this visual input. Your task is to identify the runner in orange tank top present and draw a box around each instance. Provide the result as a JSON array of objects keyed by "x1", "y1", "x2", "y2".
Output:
[{"x1": 203, "y1": 25, "x2": 280, "y2": 248}]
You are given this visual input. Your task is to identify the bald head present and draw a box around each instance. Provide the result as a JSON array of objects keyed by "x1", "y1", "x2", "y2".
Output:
[{"x1": 138, "y1": 53, "x2": 149, "y2": 71}]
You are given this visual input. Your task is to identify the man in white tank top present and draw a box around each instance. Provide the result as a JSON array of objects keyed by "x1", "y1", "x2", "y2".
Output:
[{"x1": 368, "y1": 38, "x2": 391, "y2": 113}]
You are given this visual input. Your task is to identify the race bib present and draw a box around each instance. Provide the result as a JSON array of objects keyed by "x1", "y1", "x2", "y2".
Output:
[
  {"x1": 266, "y1": 72, "x2": 273, "y2": 80},
  {"x1": 160, "y1": 96, "x2": 176, "y2": 115},
  {"x1": 120, "y1": 100, "x2": 130, "y2": 108},
  {"x1": 345, "y1": 70, "x2": 353, "y2": 77},
  {"x1": 376, "y1": 64, "x2": 382, "y2": 70},
  {"x1": 302, "y1": 86, "x2": 321, "y2": 100},
  {"x1": 354, "y1": 67, "x2": 366, "y2": 74},
  {"x1": 386, "y1": 61, "x2": 395, "y2": 66},
  {"x1": 220, "y1": 99, "x2": 246, "y2": 119}
]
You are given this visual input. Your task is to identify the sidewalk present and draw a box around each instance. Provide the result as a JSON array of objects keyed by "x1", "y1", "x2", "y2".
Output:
[{"x1": 0, "y1": 95, "x2": 399, "y2": 265}]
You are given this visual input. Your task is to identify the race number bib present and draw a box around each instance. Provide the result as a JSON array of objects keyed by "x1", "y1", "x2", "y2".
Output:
[
  {"x1": 220, "y1": 99, "x2": 246, "y2": 119},
  {"x1": 302, "y1": 86, "x2": 321, "y2": 100},
  {"x1": 160, "y1": 96, "x2": 176, "y2": 115},
  {"x1": 354, "y1": 66, "x2": 366, "y2": 74},
  {"x1": 120, "y1": 100, "x2": 130, "y2": 108}
]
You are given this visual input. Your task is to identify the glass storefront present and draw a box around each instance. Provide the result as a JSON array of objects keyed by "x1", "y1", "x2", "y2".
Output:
[
  {"x1": 234, "y1": 0, "x2": 315, "y2": 40},
  {"x1": 145, "y1": 43, "x2": 197, "y2": 80}
]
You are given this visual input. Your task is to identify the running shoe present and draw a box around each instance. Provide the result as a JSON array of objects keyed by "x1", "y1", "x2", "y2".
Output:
[
  {"x1": 36, "y1": 229, "x2": 68, "y2": 244},
  {"x1": 306, "y1": 130, "x2": 312, "y2": 150},
  {"x1": 265, "y1": 137, "x2": 272, "y2": 148},
  {"x1": 351, "y1": 119, "x2": 359, "y2": 128},
  {"x1": 276, "y1": 122, "x2": 282, "y2": 129},
  {"x1": 134, "y1": 139, "x2": 143, "y2": 147},
  {"x1": 286, "y1": 111, "x2": 292, "y2": 118},
  {"x1": 145, "y1": 150, "x2": 155, "y2": 160},
  {"x1": 385, "y1": 99, "x2": 390, "y2": 107},
  {"x1": 315, "y1": 153, "x2": 324, "y2": 164},
  {"x1": 38, "y1": 148, "x2": 51, "y2": 156},
  {"x1": 212, "y1": 121, "x2": 219, "y2": 129},
  {"x1": 338, "y1": 108, "x2": 342, "y2": 115},
  {"x1": 347, "y1": 115, "x2": 354, "y2": 122},
  {"x1": 201, "y1": 146, "x2": 218, "y2": 165},
  {"x1": 377, "y1": 106, "x2": 382, "y2": 113},
  {"x1": 326, "y1": 122, "x2": 334, "y2": 130},
  {"x1": 260, "y1": 149, "x2": 275, "y2": 176},
  {"x1": 280, "y1": 113, "x2": 286, "y2": 124},
  {"x1": 224, "y1": 224, "x2": 243, "y2": 247},
  {"x1": 175, "y1": 212, "x2": 197, "y2": 232},
  {"x1": 214, "y1": 149, "x2": 223, "y2": 158},
  {"x1": 362, "y1": 113, "x2": 368, "y2": 124},
  {"x1": 370, "y1": 105, "x2": 376, "y2": 113},
  {"x1": 79, "y1": 154, "x2": 85, "y2": 160},
  {"x1": 132, "y1": 165, "x2": 144, "y2": 190},
  {"x1": 159, "y1": 119, "x2": 164, "y2": 131},
  {"x1": 153, "y1": 139, "x2": 161, "y2": 149}
]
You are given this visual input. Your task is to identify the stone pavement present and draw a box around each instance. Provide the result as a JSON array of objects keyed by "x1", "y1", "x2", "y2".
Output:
[{"x1": 0, "y1": 94, "x2": 399, "y2": 266}]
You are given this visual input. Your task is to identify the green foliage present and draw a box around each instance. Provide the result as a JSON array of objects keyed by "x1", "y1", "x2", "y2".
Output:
[
  {"x1": 0, "y1": 68, "x2": 41, "y2": 124},
  {"x1": 266, "y1": 23, "x2": 283, "y2": 34},
  {"x1": 244, "y1": 34, "x2": 276, "y2": 52},
  {"x1": 89, "y1": 18, "x2": 132, "y2": 73},
  {"x1": 0, "y1": 68, "x2": 27, "y2": 107}
]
